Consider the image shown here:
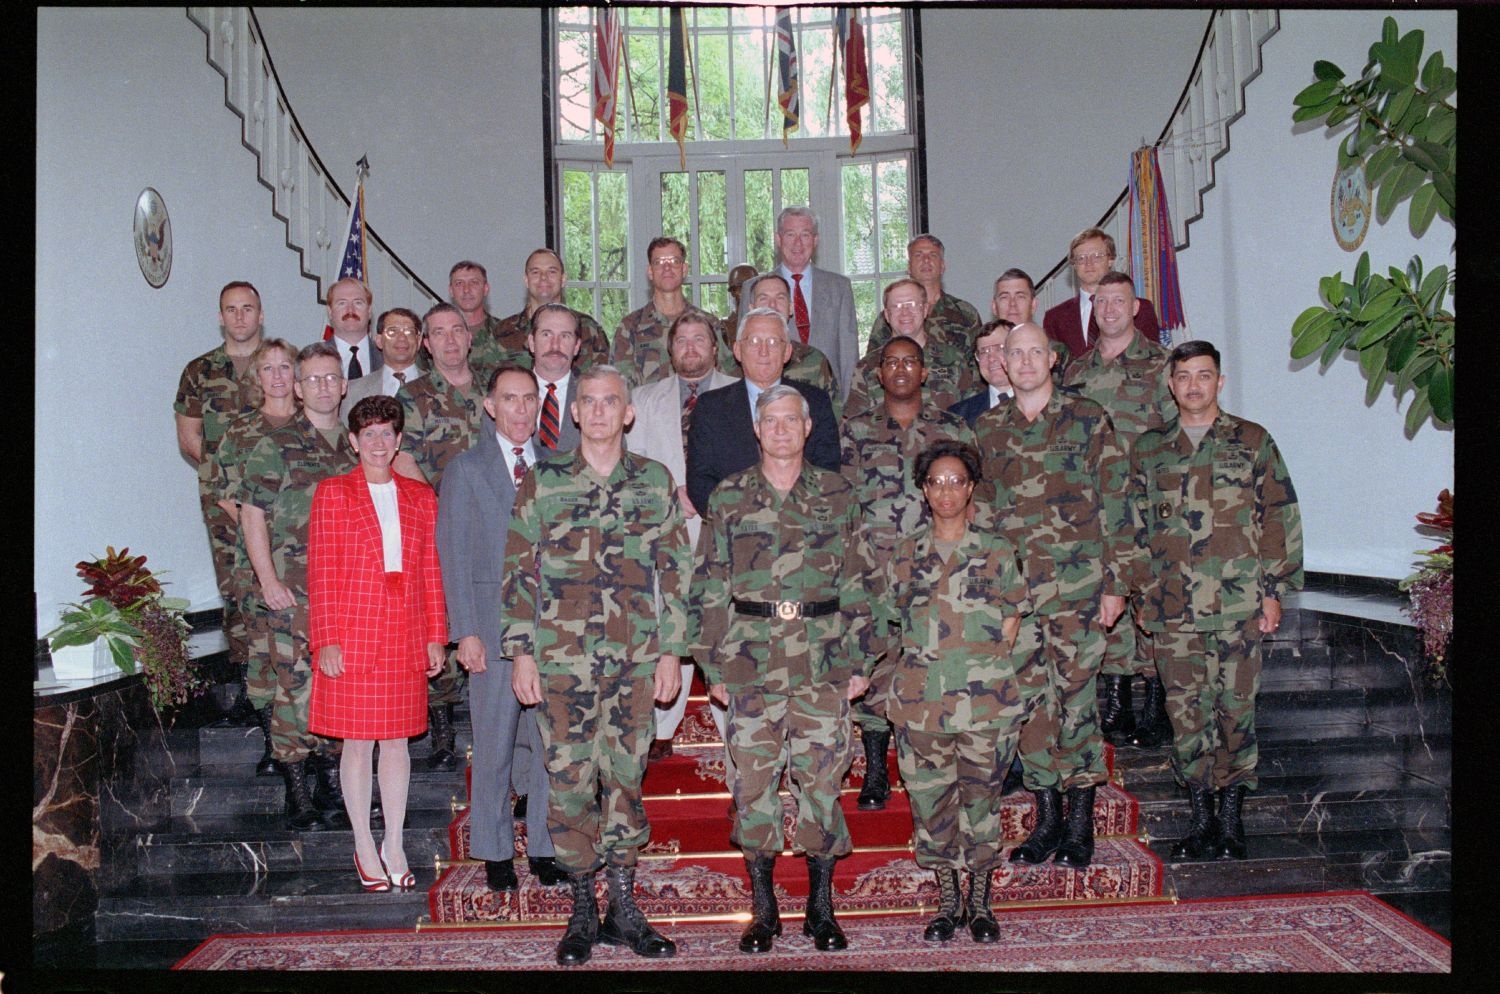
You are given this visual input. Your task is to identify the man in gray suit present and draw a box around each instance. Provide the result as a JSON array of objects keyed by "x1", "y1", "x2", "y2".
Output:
[
  {"x1": 436, "y1": 361, "x2": 568, "y2": 892},
  {"x1": 339, "y1": 307, "x2": 426, "y2": 423},
  {"x1": 625, "y1": 308, "x2": 739, "y2": 763},
  {"x1": 528, "y1": 302, "x2": 583, "y2": 455},
  {"x1": 775, "y1": 206, "x2": 858, "y2": 401}
]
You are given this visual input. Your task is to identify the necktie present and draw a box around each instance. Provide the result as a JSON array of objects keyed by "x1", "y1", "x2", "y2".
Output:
[
  {"x1": 681, "y1": 379, "x2": 699, "y2": 441},
  {"x1": 393, "y1": 370, "x2": 406, "y2": 386},
  {"x1": 538, "y1": 382, "x2": 561, "y2": 449},
  {"x1": 1083, "y1": 293, "x2": 1096, "y2": 347},
  {"x1": 348, "y1": 344, "x2": 363, "y2": 378},
  {"x1": 791, "y1": 273, "x2": 811, "y2": 345},
  {"x1": 512, "y1": 447, "x2": 528, "y2": 489}
]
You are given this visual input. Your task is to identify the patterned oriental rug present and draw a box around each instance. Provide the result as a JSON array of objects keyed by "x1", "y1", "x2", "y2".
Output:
[{"x1": 175, "y1": 891, "x2": 1449, "y2": 972}]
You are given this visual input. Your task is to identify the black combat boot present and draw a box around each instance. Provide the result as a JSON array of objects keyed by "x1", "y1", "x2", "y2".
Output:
[
  {"x1": 220, "y1": 673, "x2": 258, "y2": 726},
  {"x1": 1000, "y1": 756, "x2": 1025, "y2": 796},
  {"x1": 1127, "y1": 674, "x2": 1172, "y2": 748},
  {"x1": 254, "y1": 704, "x2": 278, "y2": 777},
  {"x1": 1169, "y1": 784, "x2": 1222, "y2": 861},
  {"x1": 1053, "y1": 785, "x2": 1097, "y2": 868},
  {"x1": 281, "y1": 759, "x2": 327, "y2": 832},
  {"x1": 738, "y1": 855, "x2": 782, "y2": 953},
  {"x1": 306, "y1": 752, "x2": 351, "y2": 829},
  {"x1": 1098, "y1": 674, "x2": 1137, "y2": 742},
  {"x1": 1215, "y1": 784, "x2": 1249, "y2": 860},
  {"x1": 428, "y1": 703, "x2": 457, "y2": 771},
  {"x1": 555, "y1": 870, "x2": 600, "y2": 966},
  {"x1": 922, "y1": 867, "x2": 965, "y2": 942},
  {"x1": 856, "y1": 727, "x2": 892, "y2": 811},
  {"x1": 966, "y1": 869, "x2": 999, "y2": 943},
  {"x1": 803, "y1": 854, "x2": 848, "y2": 950},
  {"x1": 1008, "y1": 788, "x2": 1063, "y2": 864},
  {"x1": 598, "y1": 864, "x2": 676, "y2": 958}
]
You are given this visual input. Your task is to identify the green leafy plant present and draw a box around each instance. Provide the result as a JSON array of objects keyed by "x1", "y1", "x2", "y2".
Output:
[
  {"x1": 1288, "y1": 16, "x2": 1455, "y2": 434},
  {"x1": 45, "y1": 547, "x2": 205, "y2": 710}
]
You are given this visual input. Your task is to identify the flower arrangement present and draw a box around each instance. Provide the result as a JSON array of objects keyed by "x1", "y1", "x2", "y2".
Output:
[
  {"x1": 45, "y1": 547, "x2": 206, "y2": 709},
  {"x1": 1398, "y1": 490, "x2": 1453, "y2": 683}
]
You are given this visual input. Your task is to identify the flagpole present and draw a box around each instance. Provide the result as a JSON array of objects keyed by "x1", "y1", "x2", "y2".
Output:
[
  {"x1": 686, "y1": 9, "x2": 702, "y2": 146},
  {"x1": 827, "y1": 14, "x2": 838, "y2": 136},
  {"x1": 619, "y1": 19, "x2": 641, "y2": 140}
]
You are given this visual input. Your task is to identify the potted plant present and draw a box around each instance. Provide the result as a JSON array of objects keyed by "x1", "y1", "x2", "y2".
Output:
[
  {"x1": 44, "y1": 547, "x2": 206, "y2": 709},
  {"x1": 1398, "y1": 490, "x2": 1452, "y2": 683}
]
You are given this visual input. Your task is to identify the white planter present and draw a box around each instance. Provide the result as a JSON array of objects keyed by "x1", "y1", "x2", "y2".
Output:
[{"x1": 49, "y1": 639, "x2": 126, "y2": 682}]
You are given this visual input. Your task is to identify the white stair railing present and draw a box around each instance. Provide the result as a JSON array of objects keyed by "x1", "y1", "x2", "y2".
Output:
[
  {"x1": 1035, "y1": 9, "x2": 1280, "y2": 317},
  {"x1": 187, "y1": 6, "x2": 439, "y2": 313}
]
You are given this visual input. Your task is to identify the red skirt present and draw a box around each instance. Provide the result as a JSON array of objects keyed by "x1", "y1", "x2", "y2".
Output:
[{"x1": 308, "y1": 572, "x2": 430, "y2": 740}]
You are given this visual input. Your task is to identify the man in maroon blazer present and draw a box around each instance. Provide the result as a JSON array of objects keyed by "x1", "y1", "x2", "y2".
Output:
[{"x1": 1043, "y1": 227, "x2": 1161, "y2": 358}]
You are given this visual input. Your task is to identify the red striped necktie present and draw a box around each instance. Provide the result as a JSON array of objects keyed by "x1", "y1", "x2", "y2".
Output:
[
  {"x1": 792, "y1": 273, "x2": 811, "y2": 345},
  {"x1": 538, "y1": 382, "x2": 561, "y2": 449}
]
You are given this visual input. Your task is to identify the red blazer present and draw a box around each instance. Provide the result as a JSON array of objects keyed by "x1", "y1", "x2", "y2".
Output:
[
  {"x1": 308, "y1": 469, "x2": 447, "y2": 674},
  {"x1": 1043, "y1": 294, "x2": 1162, "y2": 358}
]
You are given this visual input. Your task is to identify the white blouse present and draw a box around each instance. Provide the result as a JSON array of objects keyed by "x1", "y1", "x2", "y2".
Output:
[{"x1": 367, "y1": 479, "x2": 403, "y2": 571}]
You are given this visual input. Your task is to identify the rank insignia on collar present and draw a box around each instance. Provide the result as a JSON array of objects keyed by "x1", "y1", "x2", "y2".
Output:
[{"x1": 1158, "y1": 501, "x2": 1173, "y2": 520}]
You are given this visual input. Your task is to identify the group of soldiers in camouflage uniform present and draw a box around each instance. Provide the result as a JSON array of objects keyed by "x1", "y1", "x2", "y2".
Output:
[{"x1": 176, "y1": 215, "x2": 1300, "y2": 963}]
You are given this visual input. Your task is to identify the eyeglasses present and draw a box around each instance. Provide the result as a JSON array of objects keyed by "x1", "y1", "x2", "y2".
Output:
[
  {"x1": 923, "y1": 476, "x2": 972, "y2": 489},
  {"x1": 300, "y1": 373, "x2": 344, "y2": 387},
  {"x1": 888, "y1": 299, "x2": 923, "y2": 312},
  {"x1": 1071, "y1": 252, "x2": 1111, "y2": 265},
  {"x1": 743, "y1": 335, "x2": 788, "y2": 350},
  {"x1": 651, "y1": 256, "x2": 685, "y2": 268},
  {"x1": 976, "y1": 345, "x2": 1005, "y2": 358},
  {"x1": 380, "y1": 325, "x2": 419, "y2": 339},
  {"x1": 880, "y1": 356, "x2": 923, "y2": 369}
]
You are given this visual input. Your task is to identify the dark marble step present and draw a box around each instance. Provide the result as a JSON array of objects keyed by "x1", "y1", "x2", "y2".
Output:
[
  {"x1": 1150, "y1": 832, "x2": 1327, "y2": 899},
  {"x1": 123, "y1": 809, "x2": 458, "y2": 877},
  {"x1": 1114, "y1": 732, "x2": 1450, "y2": 787},
  {"x1": 195, "y1": 723, "x2": 475, "y2": 767},
  {"x1": 166, "y1": 767, "x2": 469, "y2": 817},
  {"x1": 1315, "y1": 826, "x2": 1451, "y2": 893},
  {"x1": 1132, "y1": 780, "x2": 1450, "y2": 839},
  {"x1": 95, "y1": 867, "x2": 431, "y2": 942}
]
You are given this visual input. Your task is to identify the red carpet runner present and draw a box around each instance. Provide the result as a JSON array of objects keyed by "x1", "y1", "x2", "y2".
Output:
[
  {"x1": 176, "y1": 892, "x2": 1449, "y2": 971},
  {"x1": 428, "y1": 687, "x2": 1162, "y2": 923}
]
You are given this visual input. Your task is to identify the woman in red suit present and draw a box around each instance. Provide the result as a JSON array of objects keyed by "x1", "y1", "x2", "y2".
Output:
[{"x1": 308, "y1": 395, "x2": 447, "y2": 891}]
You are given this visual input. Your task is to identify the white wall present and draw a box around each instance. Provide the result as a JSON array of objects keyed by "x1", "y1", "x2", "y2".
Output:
[
  {"x1": 921, "y1": 8, "x2": 1212, "y2": 309},
  {"x1": 255, "y1": 6, "x2": 547, "y2": 309},
  {"x1": 1172, "y1": 9, "x2": 1455, "y2": 578},
  {"x1": 36, "y1": 8, "x2": 340, "y2": 627}
]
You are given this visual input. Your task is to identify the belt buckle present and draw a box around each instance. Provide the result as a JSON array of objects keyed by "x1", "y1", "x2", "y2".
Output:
[{"x1": 775, "y1": 600, "x2": 801, "y2": 620}]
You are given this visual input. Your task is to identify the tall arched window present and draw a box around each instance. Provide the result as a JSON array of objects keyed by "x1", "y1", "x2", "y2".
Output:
[{"x1": 552, "y1": 5, "x2": 918, "y2": 349}]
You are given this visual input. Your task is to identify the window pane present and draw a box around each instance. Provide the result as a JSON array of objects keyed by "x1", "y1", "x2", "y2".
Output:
[
  {"x1": 557, "y1": 7, "x2": 590, "y2": 27},
  {"x1": 562, "y1": 169, "x2": 594, "y2": 282},
  {"x1": 695, "y1": 6, "x2": 728, "y2": 29},
  {"x1": 557, "y1": 28, "x2": 592, "y2": 140},
  {"x1": 871, "y1": 16, "x2": 907, "y2": 135},
  {"x1": 598, "y1": 170, "x2": 629, "y2": 283},
  {"x1": 700, "y1": 282, "x2": 730, "y2": 321},
  {"x1": 781, "y1": 168, "x2": 809, "y2": 210},
  {"x1": 797, "y1": 9, "x2": 834, "y2": 139},
  {"x1": 852, "y1": 279, "x2": 879, "y2": 354},
  {"x1": 660, "y1": 173, "x2": 689, "y2": 253},
  {"x1": 744, "y1": 170, "x2": 774, "y2": 271},
  {"x1": 842, "y1": 162, "x2": 874, "y2": 275},
  {"x1": 877, "y1": 159, "x2": 909, "y2": 272},
  {"x1": 564, "y1": 285, "x2": 596, "y2": 323},
  {"x1": 697, "y1": 171, "x2": 727, "y2": 276},
  {"x1": 624, "y1": 13, "x2": 662, "y2": 142},
  {"x1": 732, "y1": 21, "x2": 769, "y2": 140},
  {"x1": 697, "y1": 33, "x2": 731, "y2": 141},
  {"x1": 600, "y1": 288, "x2": 631, "y2": 338}
]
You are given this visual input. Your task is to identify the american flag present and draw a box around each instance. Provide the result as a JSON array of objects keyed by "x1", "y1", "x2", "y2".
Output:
[
  {"x1": 593, "y1": 7, "x2": 622, "y2": 168},
  {"x1": 836, "y1": 8, "x2": 870, "y2": 154},
  {"x1": 775, "y1": 7, "x2": 799, "y2": 146}
]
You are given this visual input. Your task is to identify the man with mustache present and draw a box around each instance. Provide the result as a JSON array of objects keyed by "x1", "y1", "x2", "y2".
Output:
[
  {"x1": 323, "y1": 277, "x2": 380, "y2": 380},
  {"x1": 465, "y1": 252, "x2": 610, "y2": 378},
  {"x1": 528, "y1": 302, "x2": 585, "y2": 455}
]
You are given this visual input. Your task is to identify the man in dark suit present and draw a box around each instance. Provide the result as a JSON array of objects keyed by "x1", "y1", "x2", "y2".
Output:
[
  {"x1": 1042, "y1": 228, "x2": 1162, "y2": 358},
  {"x1": 436, "y1": 362, "x2": 567, "y2": 892},
  {"x1": 775, "y1": 206, "x2": 859, "y2": 401},
  {"x1": 528, "y1": 303, "x2": 583, "y2": 455},
  {"x1": 948, "y1": 319, "x2": 1016, "y2": 427},
  {"x1": 324, "y1": 277, "x2": 383, "y2": 380},
  {"x1": 686, "y1": 308, "x2": 840, "y2": 512}
]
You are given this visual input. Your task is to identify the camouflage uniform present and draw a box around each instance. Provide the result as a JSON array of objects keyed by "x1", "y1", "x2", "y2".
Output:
[
  {"x1": 876, "y1": 523, "x2": 1031, "y2": 872},
  {"x1": 237, "y1": 416, "x2": 356, "y2": 762},
  {"x1": 499, "y1": 448, "x2": 692, "y2": 874},
  {"x1": 396, "y1": 365, "x2": 485, "y2": 706},
  {"x1": 1062, "y1": 333, "x2": 1174, "y2": 680},
  {"x1": 843, "y1": 335, "x2": 979, "y2": 420},
  {"x1": 865, "y1": 291, "x2": 983, "y2": 357},
  {"x1": 209, "y1": 408, "x2": 296, "y2": 707},
  {"x1": 692, "y1": 464, "x2": 882, "y2": 859},
  {"x1": 1129, "y1": 411, "x2": 1302, "y2": 789},
  {"x1": 174, "y1": 345, "x2": 255, "y2": 667},
  {"x1": 838, "y1": 404, "x2": 975, "y2": 736},
  {"x1": 973, "y1": 389, "x2": 1133, "y2": 792},
  {"x1": 610, "y1": 302, "x2": 727, "y2": 389},
  {"x1": 475, "y1": 307, "x2": 610, "y2": 379}
]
